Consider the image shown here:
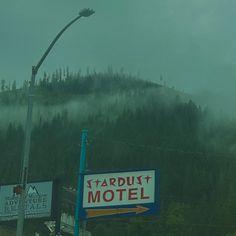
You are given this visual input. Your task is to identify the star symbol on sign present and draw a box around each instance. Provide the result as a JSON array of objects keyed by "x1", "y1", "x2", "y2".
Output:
[{"x1": 145, "y1": 175, "x2": 152, "y2": 184}]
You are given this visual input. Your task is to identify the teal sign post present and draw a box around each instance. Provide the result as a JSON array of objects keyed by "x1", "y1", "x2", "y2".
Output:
[{"x1": 74, "y1": 129, "x2": 88, "y2": 236}]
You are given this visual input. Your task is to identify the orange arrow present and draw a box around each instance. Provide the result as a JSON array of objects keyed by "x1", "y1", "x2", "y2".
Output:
[{"x1": 86, "y1": 205, "x2": 149, "y2": 218}]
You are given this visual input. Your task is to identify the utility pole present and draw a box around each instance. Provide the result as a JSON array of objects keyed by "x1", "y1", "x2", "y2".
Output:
[{"x1": 16, "y1": 66, "x2": 37, "y2": 236}]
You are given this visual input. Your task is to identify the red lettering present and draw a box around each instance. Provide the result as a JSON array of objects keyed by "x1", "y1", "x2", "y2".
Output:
[
  {"x1": 95, "y1": 179, "x2": 101, "y2": 187},
  {"x1": 136, "y1": 176, "x2": 142, "y2": 185},
  {"x1": 101, "y1": 180, "x2": 108, "y2": 187},
  {"x1": 118, "y1": 177, "x2": 125, "y2": 186},
  {"x1": 109, "y1": 178, "x2": 116, "y2": 186},
  {"x1": 141, "y1": 187, "x2": 150, "y2": 199},
  {"x1": 103, "y1": 190, "x2": 115, "y2": 202},
  {"x1": 127, "y1": 176, "x2": 135, "y2": 186},
  {"x1": 116, "y1": 189, "x2": 126, "y2": 201},
  {"x1": 87, "y1": 179, "x2": 92, "y2": 189},
  {"x1": 88, "y1": 191, "x2": 100, "y2": 203},
  {"x1": 128, "y1": 188, "x2": 138, "y2": 200}
]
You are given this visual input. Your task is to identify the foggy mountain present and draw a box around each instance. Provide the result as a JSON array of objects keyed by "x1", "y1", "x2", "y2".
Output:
[
  {"x1": 0, "y1": 71, "x2": 236, "y2": 236},
  {"x1": 0, "y1": 70, "x2": 189, "y2": 128}
]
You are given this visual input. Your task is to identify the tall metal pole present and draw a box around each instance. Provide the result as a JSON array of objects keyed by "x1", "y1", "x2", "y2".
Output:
[
  {"x1": 16, "y1": 66, "x2": 36, "y2": 236},
  {"x1": 74, "y1": 129, "x2": 88, "y2": 236},
  {"x1": 16, "y1": 9, "x2": 94, "y2": 236},
  {"x1": 54, "y1": 178, "x2": 62, "y2": 236}
]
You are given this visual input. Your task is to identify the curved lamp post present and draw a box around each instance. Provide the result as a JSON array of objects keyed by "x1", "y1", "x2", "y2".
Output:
[{"x1": 16, "y1": 8, "x2": 95, "y2": 236}]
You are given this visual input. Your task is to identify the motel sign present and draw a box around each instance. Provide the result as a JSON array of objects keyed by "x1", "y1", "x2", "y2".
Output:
[{"x1": 80, "y1": 169, "x2": 159, "y2": 220}]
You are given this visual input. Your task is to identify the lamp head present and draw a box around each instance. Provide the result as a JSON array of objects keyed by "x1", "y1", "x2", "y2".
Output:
[{"x1": 79, "y1": 8, "x2": 95, "y2": 17}]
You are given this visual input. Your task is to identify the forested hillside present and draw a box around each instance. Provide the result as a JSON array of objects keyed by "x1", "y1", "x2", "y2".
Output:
[{"x1": 0, "y1": 70, "x2": 236, "y2": 236}]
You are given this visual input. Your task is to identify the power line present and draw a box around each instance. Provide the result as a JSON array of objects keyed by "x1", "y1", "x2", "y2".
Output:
[
  {"x1": 88, "y1": 136, "x2": 236, "y2": 161},
  {"x1": 126, "y1": 220, "x2": 236, "y2": 229}
]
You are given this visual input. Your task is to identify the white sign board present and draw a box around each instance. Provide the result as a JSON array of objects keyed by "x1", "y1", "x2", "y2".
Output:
[
  {"x1": 83, "y1": 170, "x2": 155, "y2": 208},
  {"x1": 0, "y1": 181, "x2": 53, "y2": 221}
]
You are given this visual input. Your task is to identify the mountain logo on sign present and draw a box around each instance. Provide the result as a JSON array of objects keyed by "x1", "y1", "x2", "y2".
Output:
[{"x1": 27, "y1": 185, "x2": 39, "y2": 196}]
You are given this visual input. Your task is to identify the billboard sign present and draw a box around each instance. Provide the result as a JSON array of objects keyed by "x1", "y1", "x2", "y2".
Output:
[
  {"x1": 0, "y1": 181, "x2": 53, "y2": 221},
  {"x1": 80, "y1": 169, "x2": 159, "y2": 220}
]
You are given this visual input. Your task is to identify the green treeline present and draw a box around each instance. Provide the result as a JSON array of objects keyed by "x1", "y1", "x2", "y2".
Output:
[
  {"x1": 0, "y1": 68, "x2": 158, "y2": 106},
  {"x1": 0, "y1": 70, "x2": 236, "y2": 236}
]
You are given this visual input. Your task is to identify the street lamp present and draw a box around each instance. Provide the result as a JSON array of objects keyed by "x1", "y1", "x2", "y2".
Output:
[{"x1": 16, "y1": 8, "x2": 95, "y2": 236}]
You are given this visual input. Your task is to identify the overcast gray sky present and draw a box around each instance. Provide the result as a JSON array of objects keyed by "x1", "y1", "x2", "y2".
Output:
[{"x1": 1, "y1": 0, "x2": 236, "y2": 105}]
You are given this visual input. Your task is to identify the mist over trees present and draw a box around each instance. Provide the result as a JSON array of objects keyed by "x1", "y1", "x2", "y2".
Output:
[{"x1": 0, "y1": 69, "x2": 236, "y2": 236}]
